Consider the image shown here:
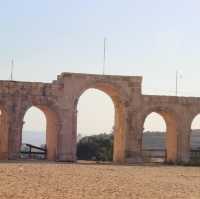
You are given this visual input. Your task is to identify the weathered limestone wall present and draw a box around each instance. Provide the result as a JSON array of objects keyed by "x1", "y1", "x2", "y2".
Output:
[
  {"x1": 0, "y1": 80, "x2": 64, "y2": 160},
  {"x1": 57, "y1": 73, "x2": 142, "y2": 163},
  {"x1": 127, "y1": 95, "x2": 200, "y2": 163},
  {"x1": 0, "y1": 72, "x2": 199, "y2": 163}
]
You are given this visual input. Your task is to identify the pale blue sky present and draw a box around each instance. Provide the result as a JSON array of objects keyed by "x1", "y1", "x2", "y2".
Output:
[{"x1": 1, "y1": 0, "x2": 200, "y2": 137}]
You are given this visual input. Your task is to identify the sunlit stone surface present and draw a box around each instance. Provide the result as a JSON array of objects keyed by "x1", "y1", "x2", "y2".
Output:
[{"x1": 0, "y1": 72, "x2": 199, "y2": 163}]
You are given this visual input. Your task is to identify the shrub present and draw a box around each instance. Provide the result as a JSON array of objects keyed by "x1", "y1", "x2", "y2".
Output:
[{"x1": 77, "y1": 133, "x2": 113, "y2": 161}]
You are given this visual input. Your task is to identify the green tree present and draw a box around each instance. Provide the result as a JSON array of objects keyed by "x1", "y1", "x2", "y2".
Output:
[{"x1": 77, "y1": 133, "x2": 113, "y2": 161}]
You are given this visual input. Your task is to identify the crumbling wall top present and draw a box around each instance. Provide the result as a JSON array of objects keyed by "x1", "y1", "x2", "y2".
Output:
[{"x1": 58, "y1": 72, "x2": 142, "y2": 83}]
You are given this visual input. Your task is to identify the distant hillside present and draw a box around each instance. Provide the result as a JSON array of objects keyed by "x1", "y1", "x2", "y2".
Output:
[
  {"x1": 143, "y1": 130, "x2": 200, "y2": 149},
  {"x1": 22, "y1": 130, "x2": 200, "y2": 149},
  {"x1": 189, "y1": 130, "x2": 200, "y2": 149},
  {"x1": 143, "y1": 132, "x2": 165, "y2": 149}
]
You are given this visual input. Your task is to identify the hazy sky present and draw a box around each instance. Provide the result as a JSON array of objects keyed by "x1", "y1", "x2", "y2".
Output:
[{"x1": 1, "y1": 0, "x2": 200, "y2": 136}]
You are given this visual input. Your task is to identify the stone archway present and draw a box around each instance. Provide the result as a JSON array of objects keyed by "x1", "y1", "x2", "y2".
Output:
[
  {"x1": 21, "y1": 105, "x2": 60, "y2": 161},
  {"x1": 0, "y1": 106, "x2": 9, "y2": 159},
  {"x1": 141, "y1": 107, "x2": 178, "y2": 162},
  {"x1": 190, "y1": 114, "x2": 200, "y2": 146},
  {"x1": 189, "y1": 113, "x2": 200, "y2": 161},
  {"x1": 75, "y1": 82, "x2": 126, "y2": 163},
  {"x1": 142, "y1": 112, "x2": 166, "y2": 162}
]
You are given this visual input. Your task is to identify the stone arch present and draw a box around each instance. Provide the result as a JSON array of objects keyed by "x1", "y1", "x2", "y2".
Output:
[
  {"x1": 141, "y1": 106, "x2": 178, "y2": 162},
  {"x1": 189, "y1": 111, "x2": 200, "y2": 159},
  {"x1": 21, "y1": 102, "x2": 61, "y2": 161},
  {"x1": 0, "y1": 104, "x2": 9, "y2": 159},
  {"x1": 190, "y1": 113, "x2": 200, "y2": 130},
  {"x1": 75, "y1": 81, "x2": 127, "y2": 163},
  {"x1": 187, "y1": 107, "x2": 200, "y2": 129},
  {"x1": 142, "y1": 112, "x2": 166, "y2": 153}
]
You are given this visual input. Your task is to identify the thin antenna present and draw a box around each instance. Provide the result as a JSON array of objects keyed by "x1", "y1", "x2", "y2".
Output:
[
  {"x1": 11, "y1": 59, "x2": 14, "y2": 81},
  {"x1": 176, "y1": 70, "x2": 178, "y2": 96},
  {"x1": 176, "y1": 70, "x2": 183, "y2": 96},
  {"x1": 103, "y1": 37, "x2": 106, "y2": 75}
]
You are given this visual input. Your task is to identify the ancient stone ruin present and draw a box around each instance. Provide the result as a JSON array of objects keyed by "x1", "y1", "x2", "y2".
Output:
[{"x1": 0, "y1": 72, "x2": 198, "y2": 163}]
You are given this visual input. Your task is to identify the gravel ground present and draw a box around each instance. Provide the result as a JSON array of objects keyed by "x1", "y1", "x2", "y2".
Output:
[{"x1": 0, "y1": 162, "x2": 199, "y2": 199}]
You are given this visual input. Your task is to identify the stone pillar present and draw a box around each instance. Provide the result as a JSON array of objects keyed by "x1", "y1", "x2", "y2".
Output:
[
  {"x1": 0, "y1": 109, "x2": 9, "y2": 159},
  {"x1": 164, "y1": 113, "x2": 178, "y2": 163},
  {"x1": 124, "y1": 109, "x2": 143, "y2": 163},
  {"x1": 121, "y1": 87, "x2": 143, "y2": 163},
  {"x1": 177, "y1": 125, "x2": 190, "y2": 163},
  {"x1": 8, "y1": 115, "x2": 23, "y2": 160},
  {"x1": 46, "y1": 111, "x2": 60, "y2": 161},
  {"x1": 57, "y1": 106, "x2": 77, "y2": 162},
  {"x1": 113, "y1": 101, "x2": 126, "y2": 163},
  {"x1": 5, "y1": 101, "x2": 24, "y2": 160}
]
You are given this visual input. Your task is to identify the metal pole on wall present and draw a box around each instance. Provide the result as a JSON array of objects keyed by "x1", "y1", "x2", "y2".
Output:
[
  {"x1": 103, "y1": 37, "x2": 106, "y2": 75},
  {"x1": 10, "y1": 59, "x2": 14, "y2": 81},
  {"x1": 176, "y1": 70, "x2": 178, "y2": 96},
  {"x1": 176, "y1": 70, "x2": 183, "y2": 96}
]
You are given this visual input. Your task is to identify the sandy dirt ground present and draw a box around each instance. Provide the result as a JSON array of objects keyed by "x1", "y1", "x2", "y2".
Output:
[{"x1": 0, "y1": 162, "x2": 199, "y2": 199}]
